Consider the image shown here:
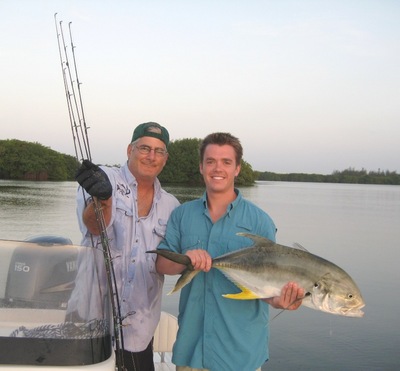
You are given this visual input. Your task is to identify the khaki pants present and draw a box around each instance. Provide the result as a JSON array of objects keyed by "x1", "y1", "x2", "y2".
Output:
[{"x1": 177, "y1": 367, "x2": 261, "y2": 371}]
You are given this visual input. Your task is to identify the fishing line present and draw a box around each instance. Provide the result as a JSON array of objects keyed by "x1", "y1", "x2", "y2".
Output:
[
  {"x1": 269, "y1": 292, "x2": 310, "y2": 323},
  {"x1": 54, "y1": 13, "x2": 128, "y2": 371}
]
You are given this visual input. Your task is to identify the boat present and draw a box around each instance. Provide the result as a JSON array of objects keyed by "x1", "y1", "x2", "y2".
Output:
[{"x1": 0, "y1": 235, "x2": 177, "y2": 370}]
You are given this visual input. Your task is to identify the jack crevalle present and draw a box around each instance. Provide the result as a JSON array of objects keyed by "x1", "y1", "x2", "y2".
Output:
[{"x1": 149, "y1": 233, "x2": 365, "y2": 317}]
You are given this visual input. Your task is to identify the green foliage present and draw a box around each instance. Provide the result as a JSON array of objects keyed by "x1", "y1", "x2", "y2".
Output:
[
  {"x1": 0, "y1": 139, "x2": 79, "y2": 181},
  {"x1": 257, "y1": 167, "x2": 400, "y2": 185},
  {"x1": 159, "y1": 138, "x2": 256, "y2": 186},
  {"x1": 159, "y1": 138, "x2": 203, "y2": 185},
  {"x1": 236, "y1": 160, "x2": 256, "y2": 186}
]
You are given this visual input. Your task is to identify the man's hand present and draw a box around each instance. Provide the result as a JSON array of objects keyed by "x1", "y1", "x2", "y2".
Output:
[
  {"x1": 265, "y1": 282, "x2": 304, "y2": 310},
  {"x1": 185, "y1": 249, "x2": 212, "y2": 272},
  {"x1": 75, "y1": 160, "x2": 112, "y2": 200}
]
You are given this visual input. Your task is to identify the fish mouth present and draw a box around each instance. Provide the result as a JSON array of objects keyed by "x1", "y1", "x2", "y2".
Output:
[
  {"x1": 340, "y1": 304, "x2": 365, "y2": 318},
  {"x1": 344, "y1": 310, "x2": 364, "y2": 318}
]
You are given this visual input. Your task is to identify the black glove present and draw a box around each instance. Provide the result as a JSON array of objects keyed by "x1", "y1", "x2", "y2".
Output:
[{"x1": 75, "y1": 160, "x2": 112, "y2": 200}]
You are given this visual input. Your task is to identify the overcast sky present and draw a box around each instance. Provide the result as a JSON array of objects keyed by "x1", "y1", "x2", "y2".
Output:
[{"x1": 1, "y1": 0, "x2": 399, "y2": 174}]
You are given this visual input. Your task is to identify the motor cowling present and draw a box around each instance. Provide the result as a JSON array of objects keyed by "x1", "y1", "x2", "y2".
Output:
[{"x1": 4, "y1": 235, "x2": 78, "y2": 309}]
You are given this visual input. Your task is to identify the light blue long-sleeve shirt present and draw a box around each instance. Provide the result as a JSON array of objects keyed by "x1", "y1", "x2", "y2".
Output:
[
  {"x1": 69, "y1": 163, "x2": 179, "y2": 352},
  {"x1": 158, "y1": 189, "x2": 276, "y2": 371}
]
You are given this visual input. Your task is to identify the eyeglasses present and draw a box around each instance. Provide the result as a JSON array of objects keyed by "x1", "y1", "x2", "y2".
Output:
[{"x1": 134, "y1": 144, "x2": 167, "y2": 157}]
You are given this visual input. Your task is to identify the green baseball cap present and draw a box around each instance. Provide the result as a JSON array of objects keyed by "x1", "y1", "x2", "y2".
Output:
[{"x1": 131, "y1": 122, "x2": 170, "y2": 146}]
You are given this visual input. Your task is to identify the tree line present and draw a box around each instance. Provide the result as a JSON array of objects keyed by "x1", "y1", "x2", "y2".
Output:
[
  {"x1": 1, "y1": 139, "x2": 399, "y2": 185},
  {"x1": 0, "y1": 139, "x2": 78, "y2": 181},
  {"x1": 257, "y1": 168, "x2": 400, "y2": 185},
  {"x1": 0, "y1": 138, "x2": 256, "y2": 185}
]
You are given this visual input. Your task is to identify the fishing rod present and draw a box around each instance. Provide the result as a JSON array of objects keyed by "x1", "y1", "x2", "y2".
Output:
[{"x1": 54, "y1": 13, "x2": 127, "y2": 371}]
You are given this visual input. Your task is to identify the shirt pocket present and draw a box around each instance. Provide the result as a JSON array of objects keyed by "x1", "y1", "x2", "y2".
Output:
[
  {"x1": 115, "y1": 197, "x2": 133, "y2": 217},
  {"x1": 111, "y1": 197, "x2": 133, "y2": 253},
  {"x1": 181, "y1": 235, "x2": 203, "y2": 254},
  {"x1": 220, "y1": 234, "x2": 250, "y2": 254},
  {"x1": 153, "y1": 218, "x2": 168, "y2": 239}
]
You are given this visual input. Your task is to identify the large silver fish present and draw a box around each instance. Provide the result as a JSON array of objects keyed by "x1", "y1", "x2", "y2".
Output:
[{"x1": 150, "y1": 233, "x2": 365, "y2": 317}]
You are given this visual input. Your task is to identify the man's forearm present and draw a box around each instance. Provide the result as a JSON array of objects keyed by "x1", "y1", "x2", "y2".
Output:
[{"x1": 82, "y1": 198, "x2": 112, "y2": 235}]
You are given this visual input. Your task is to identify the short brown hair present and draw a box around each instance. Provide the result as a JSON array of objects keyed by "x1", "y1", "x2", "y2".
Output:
[{"x1": 199, "y1": 132, "x2": 243, "y2": 165}]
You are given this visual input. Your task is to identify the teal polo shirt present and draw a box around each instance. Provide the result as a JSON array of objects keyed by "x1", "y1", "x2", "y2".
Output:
[{"x1": 158, "y1": 189, "x2": 276, "y2": 371}]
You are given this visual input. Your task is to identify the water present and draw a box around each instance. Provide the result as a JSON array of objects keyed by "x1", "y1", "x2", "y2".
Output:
[{"x1": 1, "y1": 180, "x2": 399, "y2": 370}]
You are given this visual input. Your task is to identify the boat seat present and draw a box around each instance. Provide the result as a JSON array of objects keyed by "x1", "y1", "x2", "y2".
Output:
[{"x1": 153, "y1": 311, "x2": 178, "y2": 370}]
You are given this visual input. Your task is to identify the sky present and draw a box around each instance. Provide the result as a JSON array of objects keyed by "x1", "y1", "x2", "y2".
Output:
[{"x1": 1, "y1": 0, "x2": 399, "y2": 174}]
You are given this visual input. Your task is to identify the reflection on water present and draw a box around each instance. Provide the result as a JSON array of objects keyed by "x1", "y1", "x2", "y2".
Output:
[
  {"x1": 164, "y1": 184, "x2": 204, "y2": 203},
  {"x1": 1, "y1": 180, "x2": 399, "y2": 370},
  {"x1": 0, "y1": 180, "x2": 81, "y2": 244}
]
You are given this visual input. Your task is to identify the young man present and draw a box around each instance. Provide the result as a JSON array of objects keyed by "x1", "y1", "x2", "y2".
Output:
[
  {"x1": 156, "y1": 132, "x2": 304, "y2": 371},
  {"x1": 70, "y1": 122, "x2": 180, "y2": 370}
]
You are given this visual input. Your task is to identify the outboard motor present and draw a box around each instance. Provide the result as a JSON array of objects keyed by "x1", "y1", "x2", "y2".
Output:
[
  {"x1": 4, "y1": 235, "x2": 77, "y2": 309},
  {"x1": 0, "y1": 236, "x2": 114, "y2": 370}
]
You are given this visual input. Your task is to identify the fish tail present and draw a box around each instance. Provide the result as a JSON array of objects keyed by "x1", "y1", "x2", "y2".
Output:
[
  {"x1": 223, "y1": 290, "x2": 260, "y2": 300},
  {"x1": 169, "y1": 269, "x2": 200, "y2": 294},
  {"x1": 148, "y1": 249, "x2": 192, "y2": 265},
  {"x1": 146, "y1": 249, "x2": 199, "y2": 293}
]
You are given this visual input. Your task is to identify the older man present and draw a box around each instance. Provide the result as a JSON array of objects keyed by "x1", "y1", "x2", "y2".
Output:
[{"x1": 71, "y1": 122, "x2": 180, "y2": 370}]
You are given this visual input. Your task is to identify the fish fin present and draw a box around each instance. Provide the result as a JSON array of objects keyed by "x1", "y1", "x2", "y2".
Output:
[
  {"x1": 223, "y1": 286, "x2": 260, "y2": 300},
  {"x1": 292, "y1": 242, "x2": 309, "y2": 252},
  {"x1": 147, "y1": 249, "x2": 199, "y2": 294},
  {"x1": 168, "y1": 269, "x2": 200, "y2": 294},
  {"x1": 236, "y1": 232, "x2": 275, "y2": 248}
]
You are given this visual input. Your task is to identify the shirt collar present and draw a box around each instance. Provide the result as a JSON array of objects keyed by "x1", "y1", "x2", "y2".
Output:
[
  {"x1": 122, "y1": 162, "x2": 162, "y2": 200},
  {"x1": 202, "y1": 188, "x2": 242, "y2": 215}
]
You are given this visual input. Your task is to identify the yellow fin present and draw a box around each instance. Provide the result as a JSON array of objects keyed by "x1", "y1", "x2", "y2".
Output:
[{"x1": 223, "y1": 286, "x2": 260, "y2": 300}]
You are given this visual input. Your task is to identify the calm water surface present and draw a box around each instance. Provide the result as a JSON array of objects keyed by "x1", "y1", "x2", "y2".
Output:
[{"x1": 1, "y1": 180, "x2": 399, "y2": 370}]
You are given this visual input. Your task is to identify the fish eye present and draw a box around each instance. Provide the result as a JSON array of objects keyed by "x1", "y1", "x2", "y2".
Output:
[
  {"x1": 314, "y1": 283, "x2": 319, "y2": 288},
  {"x1": 348, "y1": 293, "x2": 353, "y2": 299}
]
